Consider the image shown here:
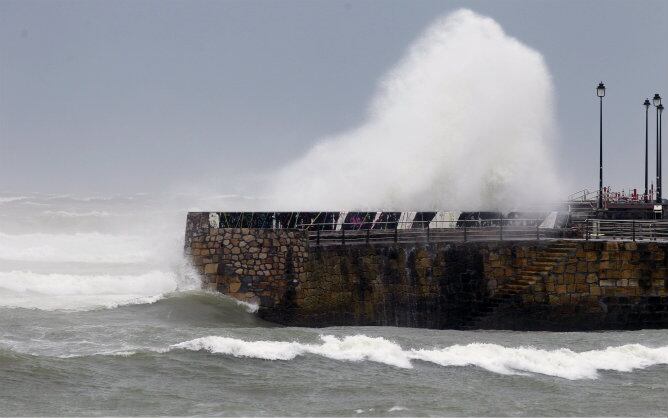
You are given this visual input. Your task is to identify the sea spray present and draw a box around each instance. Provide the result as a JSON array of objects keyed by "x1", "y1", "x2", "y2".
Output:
[
  {"x1": 0, "y1": 194, "x2": 205, "y2": 311},
  {"x1": 269, "y1": 9, "x2": 561, "y2": 211},
  {"x1": 0, "y1": 231, "x2": 155, "y2": 264}
]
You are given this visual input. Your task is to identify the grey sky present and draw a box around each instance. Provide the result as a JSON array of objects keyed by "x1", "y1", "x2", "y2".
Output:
[{"x1": 1, "y1": 0, "x2": 667, "y2": 196}]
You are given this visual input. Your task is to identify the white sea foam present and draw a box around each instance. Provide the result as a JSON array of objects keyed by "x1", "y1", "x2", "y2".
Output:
[
  {"x1": 0, "y1": 270, "x2": 176, "y2": 310},
  {"x1": 170, "y1": 335, "x2": 668, "y2": 379},
  {"x1": 0, "y1": 232, "x2": 154, "y2": 263},
  {"x1": 234, "y1": 299, "x2": 259, "y2": 313},
  {"x1": 171, "y1": 335, "x2": 412, "y2": 368},
  {"x1": 269, "y1": 9, "x2": 561, "y2": 210},
  {"x1": 388, "y1": 406, "x2": 408, "y2": 412},
  {"x1": 0, "y1": 196, "x2": 29, "y2": 204},
  {"x1": 41, "y1": 210, "x2": 114, "y2": 218},
  {"x1": 412, "y1": 342, "x2": 668, "y2": 379},
  {"x1": 0, "y1": 195, "x2": 201, "y2": 311}
]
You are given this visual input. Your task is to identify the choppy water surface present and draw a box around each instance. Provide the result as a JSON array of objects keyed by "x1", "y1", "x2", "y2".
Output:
[{"x1": 1, "y1": 193, "x2": 667, "y2": 416}]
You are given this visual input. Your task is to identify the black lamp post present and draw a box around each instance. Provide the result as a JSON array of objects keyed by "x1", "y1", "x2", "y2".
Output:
[
  {"x1": 645, "y1": 99, "x2": 651, "y2": 202},
  {"x1": 654, "y1": 94, "x2": 662, "y2": 202},
  {"x1": 660, "y1": 103, "x2": 664, "y2": 204},
  {"x1": 597, "y1": 82, "x2": 606, "y2": 209}
]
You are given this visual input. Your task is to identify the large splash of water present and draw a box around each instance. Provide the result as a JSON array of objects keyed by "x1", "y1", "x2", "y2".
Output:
[{"x1": 269, "y1": 9, "x2": 561, "y2": 211}]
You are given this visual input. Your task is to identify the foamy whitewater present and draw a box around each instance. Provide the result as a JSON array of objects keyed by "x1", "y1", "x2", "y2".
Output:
[
  {"x1": 170, "y1": 335, "x2": 668, "y2": 380},
  {"x1": 0, "y1": 9, "x2": 666, "y2": 416}
]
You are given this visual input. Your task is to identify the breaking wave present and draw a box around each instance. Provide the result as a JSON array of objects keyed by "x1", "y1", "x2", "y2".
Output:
[
  {"x1": 170, "y1": 335, "x2": 668, "y2": 380},
  {"x1": 41, "y1": 210, "x2": 114, "y2": 218},
  {"x1": 0, "y1": 196, "x2": 29, "y2": 204},
  {"x1": 0, "y1": 232, "x2": 155, "y2": 264},
  {"x1": 0, "y1": 270, "x2": 178, "y2": 311}
]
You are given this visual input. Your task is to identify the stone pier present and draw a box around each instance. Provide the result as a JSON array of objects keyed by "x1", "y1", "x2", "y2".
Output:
[{"x1": 185, "y1": 212, "x2": 668, "y2": 330}]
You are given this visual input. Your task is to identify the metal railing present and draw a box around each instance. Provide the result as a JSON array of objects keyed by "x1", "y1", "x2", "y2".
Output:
[
  {"x1": 568, "y1": 188, "x2": 654, "y2": 205},
  {"x1": 568, "y1": 189, "x2": 593, "y2": 202},
  {"x1": 298, "y1": 219, "x2": 557, "y2": 246},
  {"x1": 583, "y1": 219, "x2": 668, "y2": 241}
]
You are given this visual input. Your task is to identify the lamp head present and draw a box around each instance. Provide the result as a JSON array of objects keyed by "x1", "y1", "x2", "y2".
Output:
[
  {"x1": 644, "y1": 99, "x2": 651, "y2": 108},
  {"x1": 596, "y1": 82, "x2": 606, "y2": 98},
  {"x1": 659, "y1": 104, "x2": 664, "y2": 113},
  {"x1": 654, "y1": 94, "x2": 662, "y2": 107}
]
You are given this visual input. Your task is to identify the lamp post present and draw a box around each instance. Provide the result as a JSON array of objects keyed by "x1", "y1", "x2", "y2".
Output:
[
  {"x1": 597, "y1": 82, "x2": 606, "y2": 209},
  {"x1": 645, "y1": 99, "x2": 651, "y2": 202},
  {"x1": 660, "y1": 103, "x2": 664, "y2": 204},
  {"x1": 654, "y1": 94, "x2": 662, "y2": 202}
]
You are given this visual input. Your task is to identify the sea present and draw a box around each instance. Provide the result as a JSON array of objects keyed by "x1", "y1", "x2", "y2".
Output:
[{"x1": 1, "y1": 192, "x2": 667, "y2": 416}]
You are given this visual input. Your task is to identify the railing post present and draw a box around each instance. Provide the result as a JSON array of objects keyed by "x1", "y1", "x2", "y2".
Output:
[
  {"x1": 317, "y1": 229, "x2": 321, "y2": 246},
  {"x1": 464, "y1": 224, "x2": 468, "y2": 242},
  {"x1": 499, "y1": 219, "x2": 503, "y2": 241},
  {"x1": 342, "y1": 229, "x2": 346, "y2": 245},
  {"x1": 427, "y1": 224, "x2": 430, "y2": 242},
  {"x1": 586, "y1": 219, "x2": 590, "y2": 241},
  {"x1": 632, "y1": 220, "x2": 636, "y2": 242},
  {"x1": 536, "y1": 223, "x2": 540, "y2": 241},
  {"x1": 366, "y1": 228, "x2": 370, "y2": 244},
  {"x1": 394, "y1": 227, "x2": 398, "y2": 243}
]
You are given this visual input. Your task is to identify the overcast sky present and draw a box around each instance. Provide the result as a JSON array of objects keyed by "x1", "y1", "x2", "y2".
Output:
[{"x1": 1, "y1": 0, "x2": 667, "y2": 196}]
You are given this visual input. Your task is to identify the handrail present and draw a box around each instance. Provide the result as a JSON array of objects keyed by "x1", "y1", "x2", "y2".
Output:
[
  {"x1": 567, "y1": 188, "x2": 654, "y2": 204},
  {"x1": 582, "y1": 218, "x2": 668, "y2": 242},
  {"x1": 301, "y1": 218, "x2": 560, "y2": 246},
  {"x1": 295, "y1": 218, "x2": 544, "y2": 231},
  {"x1": 567, "y1": 189, "x2": 592, "y2": 202}
]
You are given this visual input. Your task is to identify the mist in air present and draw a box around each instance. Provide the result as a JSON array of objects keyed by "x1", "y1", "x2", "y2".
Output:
[{"x1": 268, "y1": 9, "x2": 561, "y2": 211}]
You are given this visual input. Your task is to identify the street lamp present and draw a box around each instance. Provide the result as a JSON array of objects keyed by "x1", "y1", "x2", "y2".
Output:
[
  {"x1": 645, "y1": 99, "x2": 651, "y2": 202},
  {"x1": 597, "y1": 82, "x2": 605, "y2": 209},
  {"x1": 660, "y1": 103, "x2": 664, "y2": 205},
  {"x1": 654, "y1": 94, "x2": 662, "y2": 202}
]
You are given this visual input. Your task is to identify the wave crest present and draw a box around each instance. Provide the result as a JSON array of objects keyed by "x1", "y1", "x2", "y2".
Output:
[
  {"x1": 0, "y1": 270, "x2": 177, "y2": 311},
  {"x1": 170, "y1": 335, "x2": 668, "y2": 379},
  {"x1": 0, "y1": 232, "x2": 154, "y2": 263}
]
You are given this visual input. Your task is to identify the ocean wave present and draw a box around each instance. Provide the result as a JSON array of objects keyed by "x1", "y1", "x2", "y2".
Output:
[
  {"x1": 388, "y1": 406, "x2": 408, "y2": 412},
  {"x1": 0, "y1": 231, "x2": 155, "y2": 263},
  {"x1": 170, "y1": 335, "x2": 412, "y2": 368},
  {"x1": 169, "y1": 335, "x2": 668, "y2": 379},
  {"x1": 0, "y1": 196, "x2": 29, "y2": 204},
  {"x1": 0, "y1": 270, "x2": 177, "y2": 311},
  {"x1": 41, "y1": 210, "x2": 114, "y2": 218},
  {"x1": 234, "y1": 299, "x2": 259, "y2": 313},
  {"x1": 45, "y1": 194, "x2": 129, "y2": 202}
]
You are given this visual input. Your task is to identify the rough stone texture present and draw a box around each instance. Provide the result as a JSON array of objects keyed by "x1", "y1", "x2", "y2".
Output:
[
  {"x1": 184, "y1": 212, "x2": 668, "y2": 330},
  {"x1": 185, "y1": 212, "x2": 308, "y2": 306}
]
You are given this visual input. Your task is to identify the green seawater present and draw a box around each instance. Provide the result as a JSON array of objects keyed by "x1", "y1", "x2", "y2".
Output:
[
  {"x1": 1, "y1": 193, "x2": 667, "y2": 416},
  {"x1": 1, "y1": 292, "x2": 668, "y2": 416}
]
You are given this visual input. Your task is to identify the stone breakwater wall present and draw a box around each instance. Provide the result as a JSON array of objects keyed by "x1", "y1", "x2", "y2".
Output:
[
  {"x1": 185, "y1": 212, "x2": 668, "y2": 330},
  {"x1": 185, "y1": 212, "x2": 308, "y2": 307}
]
